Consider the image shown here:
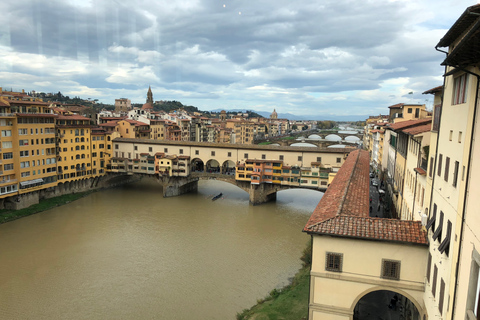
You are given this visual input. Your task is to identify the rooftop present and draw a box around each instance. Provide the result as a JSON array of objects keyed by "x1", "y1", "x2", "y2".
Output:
[{"x1": 303, "y1": 149, "x2": 427, "y2": 246}]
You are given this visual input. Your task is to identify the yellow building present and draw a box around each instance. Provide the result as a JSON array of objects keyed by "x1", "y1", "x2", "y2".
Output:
[{"x1": 56, "y1": 115, "x2": 93, "y2": 183}]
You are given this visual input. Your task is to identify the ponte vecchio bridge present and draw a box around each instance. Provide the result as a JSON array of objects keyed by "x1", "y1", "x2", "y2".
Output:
[{"x1": 108, "y1": 138, "x2": 355, "y2": 204}]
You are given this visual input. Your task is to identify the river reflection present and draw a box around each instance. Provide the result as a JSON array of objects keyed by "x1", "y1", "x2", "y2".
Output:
[{"x1": 0, "y1": 179, "x2": 322, "y2": 319}]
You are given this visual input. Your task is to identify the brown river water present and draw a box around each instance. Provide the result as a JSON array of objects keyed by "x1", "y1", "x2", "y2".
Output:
[{"x1": 0, "y1": 179, "x2": 323, "y2": 320}]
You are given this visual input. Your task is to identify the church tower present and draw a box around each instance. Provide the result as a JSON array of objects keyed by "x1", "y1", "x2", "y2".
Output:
[{"x1": 147, "y1": 86, "x2": 153, "y2": 104}]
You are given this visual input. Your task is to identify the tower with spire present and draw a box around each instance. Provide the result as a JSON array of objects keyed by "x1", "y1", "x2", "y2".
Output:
[{"x1": 142, "y1": 86, "x2": 154, "y2": 111}]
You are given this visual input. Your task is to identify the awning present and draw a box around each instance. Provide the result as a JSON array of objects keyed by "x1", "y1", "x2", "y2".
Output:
[{"x1": 20, "y1": 178, "x2": 43, "y2": 187}]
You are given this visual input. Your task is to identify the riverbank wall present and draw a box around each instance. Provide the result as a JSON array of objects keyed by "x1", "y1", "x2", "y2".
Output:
[{"x1": 0, "y1": 174, "x2": 141, "y2": 211}]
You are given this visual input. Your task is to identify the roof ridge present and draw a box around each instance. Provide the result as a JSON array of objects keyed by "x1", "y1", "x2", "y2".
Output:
[{"x1": 336, "y1": 150, "x2": 360, "y2": 216}]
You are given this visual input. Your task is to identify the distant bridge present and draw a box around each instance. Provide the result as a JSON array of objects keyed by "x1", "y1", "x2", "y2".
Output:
[{"x1": 107, "y1": 138, "x2": 349, "y2": 204}]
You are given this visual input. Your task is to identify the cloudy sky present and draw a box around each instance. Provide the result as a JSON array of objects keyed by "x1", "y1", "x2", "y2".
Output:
[{"x1": 0, "y1": 0, "x2": 475, "y2": 118}]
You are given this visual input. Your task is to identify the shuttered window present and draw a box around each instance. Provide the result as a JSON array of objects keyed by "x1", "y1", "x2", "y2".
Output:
[
  {"x1": 438, "y1": 154, "x2": 443, "y2": 177},
  {"x1": 429, "y1": 156, "x2": 434, "y2": 177},
  {"x1": 444, "y1": 157, "x2": 450, "y2": 182},
  {"x1": 453, "y1": 161, "x2": 459, "y2": 187},
  {"x1": 433, "y1": 211, "x2": 444, "y2": 242},
  {"x1": 439, "y1": 279, "x2": 445, "y2": 314},
  {"x1": 432, "y1": 265, "x2": 438, "y2": 297},
  {"x1": 427, "y1": 253, "x2": 432, "y2": 283}
]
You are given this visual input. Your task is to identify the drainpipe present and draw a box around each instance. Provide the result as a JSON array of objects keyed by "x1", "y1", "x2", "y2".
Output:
[{"x1": 451, "y1": 70, "x2": 480, "y2": 319}]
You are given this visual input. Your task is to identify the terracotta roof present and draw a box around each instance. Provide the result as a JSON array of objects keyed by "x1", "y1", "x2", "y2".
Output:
[
  {"x1": 387, "y1": 118, "x2": 432, "y2": 131},
  {"x1": 303, "y1": 149, "x2": 427, "y2": 246},
  {"x1": 437, "y1": 4, "x2": 480, "y2": 48},
  {"x1": 414, "y1": 167, "x2": 427, "y2": 176},
  {"x1": 402, "y1": 123, "x2": 432, "y2": 135},
  {"x1": 307, "y1": 216, "x2": 427, "y2": 245},
  {"x1": 422, "y1": 86, "x2": 443, "y2": 95},
  {"x1": 388, "y1": 103, "x2": 404, "y2": 109}
]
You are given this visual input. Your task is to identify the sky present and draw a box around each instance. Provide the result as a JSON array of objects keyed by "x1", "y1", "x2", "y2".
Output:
[{"x1": 0, "y1": 0, "x2": 476, "y2": 119}]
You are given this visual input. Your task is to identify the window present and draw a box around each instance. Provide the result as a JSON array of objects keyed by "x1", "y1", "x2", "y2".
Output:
[
  {"x1": 336, "y1": 157, "x2": 341, "y2": 163},
  {"x1": 466, "y1": 249, "x2": 480, "y2": 318},
  {"x1": 439, "y1": 220, "x2": 452, "y2": 256},
  {"x1": 453, "y1": 73, "x2": 468, "y2": 105},
  {"x1": 134, "y1": 146, "x2": 138, "y2": 151},
  {"x1": 211, "y1": 151, "x2": 215, "y2": 156},
  {"x1": 228, "y1": 152, "x2": 231, "y2": 157},
  {"x1": 317, "y1": 157, "x2": 322, "y2": 162},
  {"x1": 115, "y1": 144, "x2": 119, "y2": 149},
  {"x1": 449, "y1": 130, "x2": 453, "y2": 141},
  {"x1": 381, "y1": 259, "x2": 401, "y2": 280},
  {"x1": 298, "y1": 156, "x2": 302, "y2": 162},
  {"x1": 444, "y1": 157, "x2": 450, "y2": 182},
  {"x1": 2, "y1": 141, "x2": 12, "y2": 149},
  {"x1": 4, "y1": 163, "x2": 14, "y2": 171},
  {"x1": 433, "y1": 211, "x2": 444, "y2": 242},
  {"x1": 459, "y1": 131, "x2": 463, "y2": 143},
  {"x1": 149, "y1": 147, "x2": 153, "y2": 152},
  {"x1": 18, "y1": 128, "x2": 27, "y2": 135},
  {"x1": 438, "y1": 154, "x2": 443, "y2": 177},
  {"x1": 19, "y1": 151, "x2": 29, "y2": 157},
  {"x1": 427, "y1": 253, "x2": 432, "y2": 283},
  {"x1": 408, "y1": 108, "x2": 412, "y2": 113},
  {"x1": 279, "y1": 155, "x2": 284, "y2": 161},
  {"x1": 164, "y1": 148, "x2": 168, "y2": 153},
  {"x1": 179, "y1": 149, "x2": 183, "y2": 154},
  {"x1": 453, "y1": 161, "x2": 459, "y2": 187},
  {"x1": 429, "y1": 156, "x2": 434, "y2": 177},
  {"x1": 262, "y1": 154, "x2": 266, "y2": 160},
  {"x1": 433, "y1": 105, "x2": 441, "y2": 131},
  {"x1": 439, "y1": 279, "x2": 445, "y2": 315},
  {"x1": 244, "y1": 153, "x2": 248, "y2": 159},
  {"x1": 325, "y1": 252, "x2": 343, "y2": 272}
]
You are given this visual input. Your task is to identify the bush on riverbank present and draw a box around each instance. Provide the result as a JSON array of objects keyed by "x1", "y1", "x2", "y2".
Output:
[
  {"x1": 0, "y1": 191, "x2": 92, "y2": 224},
  {"x1": 236, "y1": 241, "x2": 312, "y2": 320}
]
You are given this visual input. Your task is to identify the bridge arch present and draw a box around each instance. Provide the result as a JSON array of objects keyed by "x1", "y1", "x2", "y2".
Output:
[
  {"x1": 191, "y1": 158, "x2": 204, "y2": 172},
  {"x1": 206, "y1": 159, "x2": 220, "y2": 173},
  {"x1": 350, "y1": 286, "x2": 423, "y2": 319},
  {"x1": 221, "y1": 160, "x2": 236, "y2": 175}
]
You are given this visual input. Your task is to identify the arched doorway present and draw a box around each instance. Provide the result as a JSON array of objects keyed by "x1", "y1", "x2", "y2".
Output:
[
  {"x1": 191, "y1": 158, "x2": 204, "y2": 172},
  {"x1": 206, "y1": 159, "x2": 220, "y2": 173},
  {"x1": 222, "y1": 160, "x2": 236, "y2": 175},
  {"x1": 353, "y1": 290, "x2": 421, "y2": 320}
]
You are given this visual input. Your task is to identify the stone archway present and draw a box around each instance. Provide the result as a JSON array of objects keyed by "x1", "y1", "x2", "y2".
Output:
[
  {"x1": 222, "y1": 160, "x2": 236, "y2": 175},
  {"x1": 351, "y1": 287, "x2": 422, "y2": 320},
  {"x1": 191, "y1": 158, "x2": 204, "y2": 172},
  {"x1": 206, "y1": 159, "x2": 220, "y2": 173}
]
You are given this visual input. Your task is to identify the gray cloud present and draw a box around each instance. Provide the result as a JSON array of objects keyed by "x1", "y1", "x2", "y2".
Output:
[{"x1": 0, "y1": 0, "x2": 471, "y2": 117}]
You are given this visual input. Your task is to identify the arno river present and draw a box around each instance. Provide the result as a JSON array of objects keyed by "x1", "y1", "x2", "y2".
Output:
[{"x1": 0, "y1": 179, "x2": 323, "y2": 319}]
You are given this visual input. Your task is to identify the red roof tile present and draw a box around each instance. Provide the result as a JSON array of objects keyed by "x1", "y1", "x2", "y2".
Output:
[
  {"x1": 422, "y1": 86, "x2": 443, "y2": 95},
  {"x1": 388, "y1": 103, "x2": 404, "y2": 109},
  {"x1": 387, "y1": 118, "x2": 431, "y2": 131},
  {"x1": 402, "y1": 123, "x2": 432, "y2": 135},
  {"x1": 303, "y1": 149, "x2": 427, "y2": 246}
]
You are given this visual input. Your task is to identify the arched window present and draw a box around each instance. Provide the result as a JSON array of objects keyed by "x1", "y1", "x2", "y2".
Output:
[
  {"x1": 81, "y1": 154, "x2": 85, "y2": 159},
  {"x1": 75, "y1": 138, "x2": 79, "y2": 142},
  {"x1": 81, "y1": 145, "x2": 85, "y2": 150},
  {"x1": 76, "y1": 155, "x2": 80, "y2": 159},
  {"x1": 75, "y1": 146, "x2": 80, "y2": 150},
  {"x1": 81, "y1": 137, "x2": 85, "y2": 142},
  {"x1": 75, "y1": 129, "x2": 79, "y2": 136}
]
